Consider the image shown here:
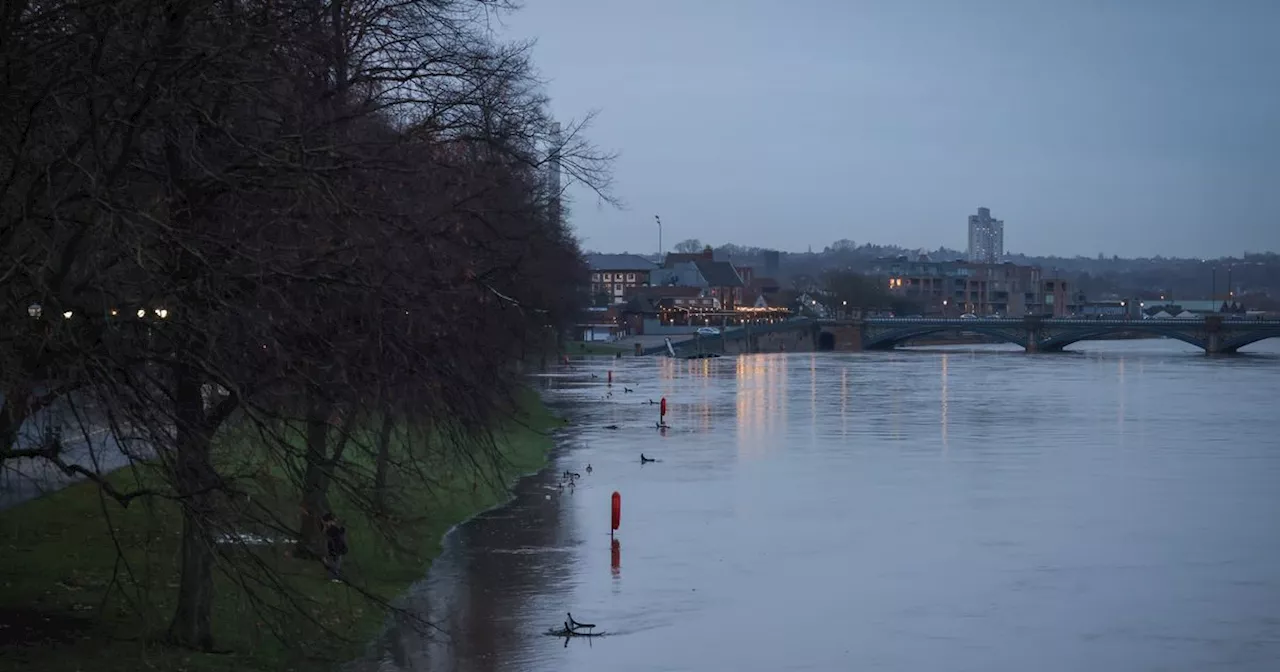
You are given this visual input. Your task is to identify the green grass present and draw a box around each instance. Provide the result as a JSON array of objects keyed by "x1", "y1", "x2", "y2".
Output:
[
  {"x1": 0, "y1": 393, "x2": 560, "y2": 671},
  {"x1": 564, "y1": 340, "x2": 628, "y2": 355}
]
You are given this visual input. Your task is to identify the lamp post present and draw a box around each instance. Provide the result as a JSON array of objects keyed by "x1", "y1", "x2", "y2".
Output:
[
  {"x1": 1212, "y1": 267, "x2": 1217, "y2": 310},
  {"x1": 654, "y1": 215, "x2": 662, "y2": 262}
]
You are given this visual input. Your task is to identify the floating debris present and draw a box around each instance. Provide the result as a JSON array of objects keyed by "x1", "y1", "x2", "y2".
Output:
[
  {"x1": 544, "y1": 626, "x2": 607, "y2": 638},
  {"x1": 546, "y1": 613, "x2": 606, "y2": 638}
]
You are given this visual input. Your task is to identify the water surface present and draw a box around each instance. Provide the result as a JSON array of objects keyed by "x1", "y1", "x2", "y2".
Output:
[{"x1": 354, "y1": 340, "x2": 1280, "y2": 671}]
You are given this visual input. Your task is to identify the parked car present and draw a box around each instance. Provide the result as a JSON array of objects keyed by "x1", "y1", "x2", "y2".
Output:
[
  {"x1": 696, "y1": 327, "x2": 720, "y2": 337},
  {"x1": 960, "y1": 313, "x2": 978, "y2": 319}
]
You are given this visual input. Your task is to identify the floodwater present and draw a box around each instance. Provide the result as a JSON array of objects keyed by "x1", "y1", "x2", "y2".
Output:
[
  {"x1": 350, "y1": 339, "x2": 1280, "y2": 672},
  {"x1": 0, "y1": 393, "x2": 136, "y2": 509}
]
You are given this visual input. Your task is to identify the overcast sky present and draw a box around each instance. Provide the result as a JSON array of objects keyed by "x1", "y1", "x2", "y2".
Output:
[{"x1": 500, "y1": 0, "x2": 1279, "y2": 258}]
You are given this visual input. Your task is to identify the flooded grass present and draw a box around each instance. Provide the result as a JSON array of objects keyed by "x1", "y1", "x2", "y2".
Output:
[{"x1": 0, "y1": 393, "x2": 558, "y2": 671}]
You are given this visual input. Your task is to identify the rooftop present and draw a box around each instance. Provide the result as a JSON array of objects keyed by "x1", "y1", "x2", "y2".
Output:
[
  {"x1": 694, "y1": 259, "x2": 744, "y2": 288},
  {"x1": 586, "y1": 253, "x2": 658, "y2": 272}
]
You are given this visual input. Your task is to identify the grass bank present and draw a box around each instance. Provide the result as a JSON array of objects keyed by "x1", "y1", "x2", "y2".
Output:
[{"x1": 0, "y1": 392, "x2": 560, "y2": 671}]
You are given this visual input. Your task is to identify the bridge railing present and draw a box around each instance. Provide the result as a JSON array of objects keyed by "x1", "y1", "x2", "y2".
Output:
[{"x1": 849, "y1": 317, "x2": 1280, "y2": 327}]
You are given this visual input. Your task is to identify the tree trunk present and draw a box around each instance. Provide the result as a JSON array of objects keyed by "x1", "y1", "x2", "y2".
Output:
[
  {"x1": 295, "y1": 395, "x2": 333, "y2": 559},
  {"x1": 372, "y1": 412, "x2": 394, "y2": 511},
  {"x1": 168, "y1": 363, "x2": 218, "y2": 651}
]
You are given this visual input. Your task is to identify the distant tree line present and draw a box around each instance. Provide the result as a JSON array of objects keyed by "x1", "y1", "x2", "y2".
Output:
[{"x1": 1, "y1": 0, "x2": 610, "y2": 653}]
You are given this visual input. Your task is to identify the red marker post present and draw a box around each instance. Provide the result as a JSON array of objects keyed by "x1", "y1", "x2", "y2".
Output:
[
  {"x1": 660, "y1": 397, "x2": 667, "y2": 419},
  {"x1": 611, "y1": 491, "x2": 621, "y2": 538},
  {"x1": 607, "y1": 370, "x2": 612, "y2": 385}
]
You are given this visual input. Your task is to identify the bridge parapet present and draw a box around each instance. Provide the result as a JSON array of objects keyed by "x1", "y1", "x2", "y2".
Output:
[
  {"x1": 635, "y1": 316, "x2": 1280, "y2": 356},
  {"x1": 825, "y1": 316, "x2": 1280, "y2": 355}
]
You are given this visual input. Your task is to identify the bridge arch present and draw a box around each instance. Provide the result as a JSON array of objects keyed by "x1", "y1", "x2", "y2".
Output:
[
  {"x1": 865, "y1": 325, "x2": 1028, "y2": 350},
  {"x1": 1037, "y1": 325, "x2": 1207, "y2": 352},
  {"x1": 1219, "y1": 329, "x2": 1280, "y2": 353}
]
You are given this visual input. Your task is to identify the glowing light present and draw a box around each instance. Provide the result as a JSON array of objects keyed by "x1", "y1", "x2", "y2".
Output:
[
  {"x1": 155, "y1": 308, "x2": 169, "y2": 319},
  {"x1": 62, "y1": 310, "x2": 73, "y2": 319},
  {"x1": 27, "y1": 304, "x2": 41, "y2": 318},
  {"x1": 136, "y1": 309, "x2": 146, "y2": 318}
]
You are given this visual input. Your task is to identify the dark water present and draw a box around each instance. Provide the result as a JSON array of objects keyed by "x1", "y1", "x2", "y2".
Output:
[{"x1": 350, "y1": 340, "x2": 1280, "y2": 672}]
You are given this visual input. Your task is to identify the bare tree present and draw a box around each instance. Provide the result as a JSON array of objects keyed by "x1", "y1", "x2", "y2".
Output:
[
  {"x1": 673, "y1": 238, "x2": 704, "y2": 254},
  {"x1": 2, "y1": 0, "x2": 613, "y2": 658}
]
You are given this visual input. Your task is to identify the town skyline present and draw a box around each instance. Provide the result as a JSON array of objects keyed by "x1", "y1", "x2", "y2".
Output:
[
  {"x1": 504, "y1": 0, "x2": 1280, "y2": 260},
  {"x1": 583, "y1": 236, "x2": 1279, "y2": 262}
]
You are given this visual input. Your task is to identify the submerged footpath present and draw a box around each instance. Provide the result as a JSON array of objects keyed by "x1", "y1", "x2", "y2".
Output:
[{"x1": 0, "y1": 394, "x2": 561, "y2": 672}]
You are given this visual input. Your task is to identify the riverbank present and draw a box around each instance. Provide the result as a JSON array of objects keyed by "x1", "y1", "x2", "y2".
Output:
[
  {"x1": 0, "y1": 393, "x2": 559, "y2": 671},
  {"x1": 564, "y1": 340, "x2": 628, "y2": 355}
]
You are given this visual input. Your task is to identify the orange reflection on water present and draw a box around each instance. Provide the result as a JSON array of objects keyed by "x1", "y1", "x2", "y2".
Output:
[
  {"x1": 659, "y1": 356, "x2": 679, "y2": 382},
  {"x1": 735, "y1": 354, "x2": 788, "y2": 459}
]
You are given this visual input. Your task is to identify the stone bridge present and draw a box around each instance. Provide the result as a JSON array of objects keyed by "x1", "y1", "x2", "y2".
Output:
[{"x1": 648, "y1": 316, "x2": 1280, "y2": 356}]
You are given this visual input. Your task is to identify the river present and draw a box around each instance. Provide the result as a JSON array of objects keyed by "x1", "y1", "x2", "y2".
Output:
[{"x1": 349, "y1": 339, "x2": 1280, "y2": 672}]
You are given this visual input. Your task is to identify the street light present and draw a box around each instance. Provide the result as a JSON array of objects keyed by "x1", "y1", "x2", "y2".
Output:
[
  {"x1": 155, "y1": 308, "x2": 168, "y2": 319},
  {"x1": 27, "y1": 303, "x2": 41, "y2": 318},
  {"x1": 62, "y1": 310, "x2": 73, "y2": 319},
  {"x1": 136, "y1": 309, "x2": 147, "y2": 318},
  {"x1": 654, "y1": 214, "x2": 662, "y2": 259}
]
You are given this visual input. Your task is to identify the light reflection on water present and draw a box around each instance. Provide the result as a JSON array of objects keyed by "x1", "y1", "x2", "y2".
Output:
[{"x1": 349, "y1": 340, "x2": 1280, "y2": 672}]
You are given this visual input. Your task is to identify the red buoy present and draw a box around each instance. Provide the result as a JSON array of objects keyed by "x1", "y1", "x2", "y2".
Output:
[
  {"x1": 607, "y1": 370, "x2": 612, "y2": 384},
  {"x1": 660, "y1": 397, "x2": 667, "y2": 418},
  {"x1": 611, "y1": 491, "x2": 621, "y2": 535}
]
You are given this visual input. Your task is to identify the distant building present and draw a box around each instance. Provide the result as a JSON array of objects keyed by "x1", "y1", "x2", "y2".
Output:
[
  {"x1": 967, "y1": 207, "x2": 1004, "y2": 264},
  {"x1": 875, "y1": 258, "x2": 1044, "y2": 317},
  {"x1": 587, "y1": 253, "x2": 658, "y2": 305},
  {"x1": 1040, "y1": 278, "x2": 1086, "y2": 317},
  {"x1": 1080, "y1": 300, "x2": 1141, "y2": 319},
  {"x1": 763, "y1": 249, "x2": 781, "y2": 274},
  {"x1": 657, "y1": 247, "x2": 746, "y2": 310}
]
